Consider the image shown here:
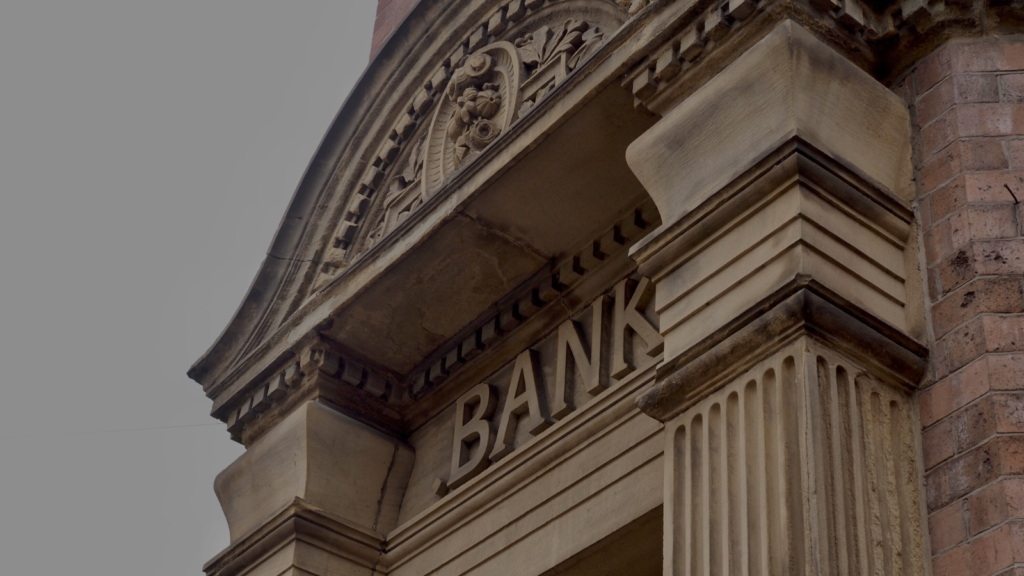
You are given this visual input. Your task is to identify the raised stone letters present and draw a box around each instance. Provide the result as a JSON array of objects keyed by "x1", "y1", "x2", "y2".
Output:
[
  {"x1": 440, "y1": 276, "x2": 660, "y2": 491},
  {"x1": 611, "y1": 277, "x2": 663, "y2": 378},
  {"x1": 447, "y1": 383, "x2": 497, "y2": 491},
  {"x1": 551, "y1": 295, "x2": 608, "y2": 419},
  {"x1": 489, "y1": 350, "x2": 552, "y2": 461}
]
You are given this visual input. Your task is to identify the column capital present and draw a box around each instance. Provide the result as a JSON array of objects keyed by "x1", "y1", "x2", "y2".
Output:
[
  {"x1": 636, "y1": 287, "x2": 927, "y2": 422},
  {"x1": 625, "y1": 21, "x2": 927, "y2": 417}
]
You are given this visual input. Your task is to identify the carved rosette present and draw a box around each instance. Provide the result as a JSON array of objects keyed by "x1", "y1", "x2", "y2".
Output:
[{"x1": 424, "y1": 42, "x2": 524, "y2": 197}]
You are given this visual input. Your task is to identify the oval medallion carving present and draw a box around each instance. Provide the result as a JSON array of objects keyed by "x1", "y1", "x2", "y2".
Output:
[{"x1": 423, "y1": 41, "x2": 524, "y2": 197}]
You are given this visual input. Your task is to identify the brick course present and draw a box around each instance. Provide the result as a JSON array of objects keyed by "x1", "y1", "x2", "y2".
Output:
[{"x1": 905, "y1": 36, "x2": 1024, "y2": 576}]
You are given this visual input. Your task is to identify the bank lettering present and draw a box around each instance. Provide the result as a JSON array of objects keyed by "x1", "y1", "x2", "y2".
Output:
[{"x1": 440, "y1": 277, "x2": 662, "y2": 492}]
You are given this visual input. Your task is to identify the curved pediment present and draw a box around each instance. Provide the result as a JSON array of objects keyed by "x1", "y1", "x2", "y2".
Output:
[
  {"x1": 189, "y1": 0, "x2": 632, "y2": 395},
  {"x1": 320, "y1": 2, "x2": 625, "y2": 284}
]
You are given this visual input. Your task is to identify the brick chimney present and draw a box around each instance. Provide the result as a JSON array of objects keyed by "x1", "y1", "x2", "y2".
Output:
[{"x1": 372, "y1": 0, "x2": 420, "y2": 60}]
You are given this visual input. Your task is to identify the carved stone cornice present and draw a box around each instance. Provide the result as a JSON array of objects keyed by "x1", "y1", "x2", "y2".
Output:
[
  {"x1": 635, "y1": 287, "x2": 928, "y2": 421},
  {"x1": 626, "y1": 0, "x2": 1024, "y2": 113},
  {"x1": 212, "y1": 199, "x2": 658, "y2": 443},
  {"x1": 218, "y1": 336, "x2": 402, "y2": 445}
]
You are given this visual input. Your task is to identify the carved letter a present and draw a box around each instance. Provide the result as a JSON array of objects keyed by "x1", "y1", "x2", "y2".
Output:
[{"x1": 490, "y1": 350, "x2": 552, "y2": 462}]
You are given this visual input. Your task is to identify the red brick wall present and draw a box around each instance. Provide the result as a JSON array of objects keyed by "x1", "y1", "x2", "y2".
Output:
[
  {"x1": 903, "y1": 38, "x2": 1024, "y2": 576},
  {"x1": 371, "y1": 0, "x2": 420, "y2": 60}
]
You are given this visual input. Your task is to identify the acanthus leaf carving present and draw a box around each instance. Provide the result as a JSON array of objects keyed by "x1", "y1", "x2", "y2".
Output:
[{"x1": 516, "y1": 19, "x2": 605, "y2": 114}]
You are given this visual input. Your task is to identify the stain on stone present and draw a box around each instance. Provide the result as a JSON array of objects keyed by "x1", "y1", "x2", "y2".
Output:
[
  {"x1": 985, "y1": 249, "x2": 1007, "y2": 264},
  {"x1": 961, "y1": 291, "x2": 976, "y2": 308},
  {"x1": 951, "y1": 249, "x2": 971, "y2": 271}
]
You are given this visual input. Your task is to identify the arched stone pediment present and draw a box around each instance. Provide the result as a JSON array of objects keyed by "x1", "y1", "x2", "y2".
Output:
[
  {"x1": 326, "y1": 1, "x2": 626, "y2": 281},
  {"x1": 188, "y1": 0, "x2": 636, "y2": 401}
]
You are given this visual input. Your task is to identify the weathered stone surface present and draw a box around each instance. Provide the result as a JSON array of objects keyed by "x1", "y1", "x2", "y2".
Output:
[
  {"x1": 188, "y1": 1, "x2": 1024, "y2": 576},
  {"x1": 214, "y1": 401, "x2": 413, "y2": 541},
  {"x1": 627, "y1": 21, "x2": 915, "y2": 232}
]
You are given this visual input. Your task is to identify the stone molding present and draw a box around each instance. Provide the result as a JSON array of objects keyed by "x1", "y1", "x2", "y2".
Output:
[
  {"x1": 202, "y1": 499, "x2": 386, "y2": 576},
  {"x1": 637, "y1": 288, "x2": 929, "y2": 422},
  {"x1": 626, "y1": 0, "x2": 1024, "y2": 113}
]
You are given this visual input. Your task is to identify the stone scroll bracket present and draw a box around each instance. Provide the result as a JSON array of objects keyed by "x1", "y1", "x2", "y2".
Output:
[{"x1": 624, "y1": 19, "x2": 931, "y2": 576}]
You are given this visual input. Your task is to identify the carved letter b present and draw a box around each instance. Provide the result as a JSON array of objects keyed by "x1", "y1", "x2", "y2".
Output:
[{"x1": 447, "y1": 383, "x2": 497, "y2": 490}]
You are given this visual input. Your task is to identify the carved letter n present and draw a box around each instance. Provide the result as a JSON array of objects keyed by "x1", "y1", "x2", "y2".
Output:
[{"x1": 552, "y1": 296, "x2": 609, "y2": 419}]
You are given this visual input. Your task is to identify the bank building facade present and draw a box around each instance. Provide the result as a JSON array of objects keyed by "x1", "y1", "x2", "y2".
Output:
[{"x1": 188, "y1": 1, "x2": 1024, "y2": 575}]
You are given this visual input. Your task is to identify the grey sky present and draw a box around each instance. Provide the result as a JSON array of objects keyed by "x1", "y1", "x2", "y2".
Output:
[{"x1": 0, "y1": 2, "x2": 377, "y2": 573}]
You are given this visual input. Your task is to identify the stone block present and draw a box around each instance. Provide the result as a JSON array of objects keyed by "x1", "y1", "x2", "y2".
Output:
[
  {"x1": 931, "y1": 277, "x2": 1024, "y2": 338},
  {"x1": 1009, "y1": 139, "x2": 1024, "y2": 168},
  {"x1": 626, "y1": 21, "x2": 915, "y2": 227},
  {"x1": 929, "y1": 502, "x2": 967, "y2": 553},
  {"x1": 213, "y1": 401, "x2": 413, "y2": 542},
  {"x1": 955, "y1": 103, "x2": 1024, "y2": 137},
  {"x1": 923, "y1": 418, "x2": 956, "y2": 469}
]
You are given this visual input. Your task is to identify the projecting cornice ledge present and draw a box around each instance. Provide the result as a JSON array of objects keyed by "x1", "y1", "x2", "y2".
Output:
[{"x1": 635, "y1": 287, "x2": 929, "y2": 422}]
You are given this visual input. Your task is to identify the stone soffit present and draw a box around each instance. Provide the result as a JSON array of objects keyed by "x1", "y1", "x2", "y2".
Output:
[{"x1": 188, "y1": 0, "x2": 1020, "y2": 438}]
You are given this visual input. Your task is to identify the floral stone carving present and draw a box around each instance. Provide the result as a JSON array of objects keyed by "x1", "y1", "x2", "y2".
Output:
[
  {"x1": 347, "y1": 16, "x2": 611, "y2": 265},
  {"x1": 423, "y1": 42, "x2": 524, "y2": 197},
  {"x1": 447, "y1": 56, "x2": 504, "y2": 166},
  {"x1": 515, "y1": 19, "x2": 605, "y2": 114}
]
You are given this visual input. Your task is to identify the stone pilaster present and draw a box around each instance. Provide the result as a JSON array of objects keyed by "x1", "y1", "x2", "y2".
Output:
[{"x1": 626, "y1": 20, "x2": 931, "y2": 576}]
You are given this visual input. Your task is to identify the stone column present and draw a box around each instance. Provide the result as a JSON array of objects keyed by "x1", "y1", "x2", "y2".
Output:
[{"x1": 627, "y1": 21, "x2": 931, "y2": 576}]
